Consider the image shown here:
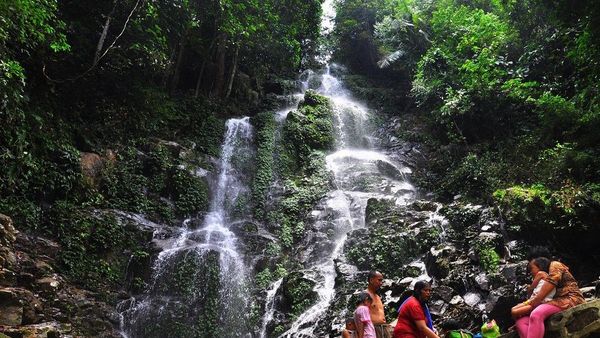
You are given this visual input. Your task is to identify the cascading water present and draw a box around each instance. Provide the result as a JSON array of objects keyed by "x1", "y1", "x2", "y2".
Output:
[
  {"x1": 271, "y1": 1, "x2": 416, "y2": 336},
  {"x1": 118, "y1": 118, "x2": 254, "y2": 337},
  {"x1": 275, "y1": 73, "x2": 416, "y2": 337},
  {"x1": 260, "y1": 278, "x2": 284, "y2": 338},
  {"x1": 270, "y1": 1, "x2": 415, "y2": 337}
]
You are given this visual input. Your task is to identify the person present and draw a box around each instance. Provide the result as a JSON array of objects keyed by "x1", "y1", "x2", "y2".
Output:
[
  {"x1": 511, "y1": 257, "x2": 555, "y2": 319},
  {"x1": 343, "y1": 317, "x2": 358, "y2": 338},
  {"x1": 393, "y1": 280, "x2": 440, "y2": 338},
  {"x1": 515, "y1": 247, "x2": 585, "y2": 338},
  {"x1": 355, "y1": 292, "x2": 377, "y2": 338},
  {"x1": 366, "y1": 271, "x2": 392, "y2": 338}
]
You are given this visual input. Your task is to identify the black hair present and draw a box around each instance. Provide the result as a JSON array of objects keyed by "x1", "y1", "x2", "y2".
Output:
[
  {"x1": 398, "y1": 289, "x2": 413, "y2": 306},
  {"x1": 413, "y1": 280, "x2": 431, "y2": 299},
  {"x1": 356, "y1": 291, "x2": 372, "y2": 306},
  {"x1": 527, "y1": 246, "x2": 552, "y2": 261},
  {"x1": 368, "y1": 270, "x2": 381, "y2": 282},
  {"x1": 530, "y1": 257, "x2": 551, "y2": 273},
  {"x1": 345, "y1": 317, "x2": 355, "y2": 325},
  {"x1": 397, "y1": 280, "x2": 431, "y2": 312}
]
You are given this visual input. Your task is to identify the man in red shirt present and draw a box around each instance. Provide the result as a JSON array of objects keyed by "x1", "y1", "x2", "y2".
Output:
[{"x1": 393, "y1": 281, "x2": 440, "y2": 338}]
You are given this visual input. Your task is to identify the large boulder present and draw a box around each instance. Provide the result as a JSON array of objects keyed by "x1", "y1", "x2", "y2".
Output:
[
  {"x1": 0, "y1": 289, "x2": 23, "y2": 326},
  {"x1": 498, "y1": 299, "x2": 600, "y2": 338},
  {"x1": 80, "y1": 152, "x2": 104, "y2": 186},
  {"x1": 546, "y1": 298, "x2": 600, "y2": 338},
  {"x1": 0, "y1": 321, "x2": 67, "y2": 338},
  {"x1": 80, "y1": 150, "x2": 117, "y2": 187}
]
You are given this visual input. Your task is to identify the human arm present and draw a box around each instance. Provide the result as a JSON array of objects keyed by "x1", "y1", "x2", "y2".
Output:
[
  {"x1": 529, "y1": 263, "x2": 560, "y2": 307},
  {"x1": 416, "y1": 320, "x2": 440, "y2": 338},
  {"x1": 529, "y1": 278, "x2": 556, "y2": 307},
  {"x1": 355, "y1": 321, "x2": 364, "y2": 338},
  {"x1": 527, "y1": 271, "x2": 547, "y2": 297}
]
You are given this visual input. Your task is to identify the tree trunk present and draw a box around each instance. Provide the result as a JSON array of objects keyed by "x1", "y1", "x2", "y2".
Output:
[
  {"x1": 194, "y1": 37, "x2": 217, "y2": 98},
  {"x1": 225, "y1": 43, "x2": 240, "y2": 99},
  {"x1": 94, "y1": 0, "x2": 119, "y2": 66},
  {"x1": 210, "y1": 33, "x2": 227, "y2": 97},
  {"x1": 170, "y1": 28, "x2": 189, "y2": 94}
]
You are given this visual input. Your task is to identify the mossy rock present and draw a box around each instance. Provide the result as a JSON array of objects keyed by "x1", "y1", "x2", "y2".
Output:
[
  {"x1": 280, "y1": 271, "x2": 318, "y2": 317},
  {"x1": 494, "y1": 183, "x2": 600, "y2": 257},
  {"x1": 283, "y1": 90, "x2": 334, "y2": 165},
  {"x1": 365, "y1": 198, "x2": 396, "y2": 223}
]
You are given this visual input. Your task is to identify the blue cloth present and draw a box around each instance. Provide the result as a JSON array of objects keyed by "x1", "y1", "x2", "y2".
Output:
[
  {"x1": 397, "y1": 296, "x2": 434, "y2": 331},
  {"x1": 423, "y1": 302, "x2": 433, "y2": 331}
]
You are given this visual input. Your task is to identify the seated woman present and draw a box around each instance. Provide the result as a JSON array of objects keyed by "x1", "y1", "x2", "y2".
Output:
[
  {"x1": 511, "y1": 257, "x2": 556, "y2": 319},
  {"x1": 515, "y1": 247, "x2": 585, "y2": 338},
  {"x1": 393, "y1": 281, "x2": 440, "y2": 338}
]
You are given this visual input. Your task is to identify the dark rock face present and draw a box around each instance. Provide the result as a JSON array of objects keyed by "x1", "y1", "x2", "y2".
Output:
[
  {"x1": 278, "y1": 271, "x2": 318, "y2": 316},
  {"x1": 0, "y1": 214, "x2": 17, "y2": 270}
]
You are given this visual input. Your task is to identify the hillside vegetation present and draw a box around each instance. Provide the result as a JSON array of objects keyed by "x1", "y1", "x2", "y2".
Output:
[{"x1": 333, "y1": 0, "x2": 600, "y2": 261}]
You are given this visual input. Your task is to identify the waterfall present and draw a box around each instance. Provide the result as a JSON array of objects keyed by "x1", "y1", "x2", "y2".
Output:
[
  {"x1": 119, "y1": 118, "x2": 254, "y2": 338},
  {"x1": 267, "y1": 0, "x2": 417, "y2": 336},
  {"x1": 275, "y1": 76, "x2": 416, "y2": 336},
  {"x1": 259, "y1": 278, "x2": 284, "y2": 338}
]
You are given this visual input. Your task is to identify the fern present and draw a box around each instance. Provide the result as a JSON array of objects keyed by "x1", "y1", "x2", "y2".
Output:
[{"x1": 378, "y1": 49, "x2": 405, "y2": 68}]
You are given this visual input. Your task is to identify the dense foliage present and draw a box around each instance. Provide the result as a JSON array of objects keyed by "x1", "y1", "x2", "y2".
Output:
[{"x1": 333, "y1": 0, "x2": 600, "y2": 257}]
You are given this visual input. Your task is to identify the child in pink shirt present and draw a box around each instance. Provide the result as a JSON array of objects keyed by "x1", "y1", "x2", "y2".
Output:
[{"x1": 354, "y1": 292, "x2": 377, "y2": 338}]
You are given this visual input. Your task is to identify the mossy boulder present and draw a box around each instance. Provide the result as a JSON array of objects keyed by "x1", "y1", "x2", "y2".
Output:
[
  {"x1": 347, "y1": 199, "x2": 438, "y2": 279},
  {"x1": 279, "y1": 271, "x2": 318, "y2": 318},
  {"x1": 283, "y1": 90, "x2": 334, "y2": 167},
  {"x1": 494, "y1": 183, "x2": 600, "y2": 257}
]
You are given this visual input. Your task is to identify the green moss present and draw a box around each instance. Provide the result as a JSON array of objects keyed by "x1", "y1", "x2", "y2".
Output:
[
  {"x1": 283, "y1": 90, "x2": 334, "y2": 168},
  {"x1": 283, "y1": 272, "x2": 317, "y2": 318},
  {"x1": 171, "y1": 168, "x2": 209, "y2": 217},
  {"x1": 346, "y1": 226, "x2": 421, "y2": 278},
  {"x1": 145, "y1": 144, "x2": 172, "y2": 194},
  {"x1": 47, "y1": 202, "x2": 149, "y2": 290},
  {"x1": 476, "y1": 243, "x2": 500, "y2": 273},
  {"x1": 99, "y1": 143, "x2": 210, "y2": 221},
  {"x1": 252, "y1": 111, "x2": 277, "y2": 220},
  {"x1": 494, "y1": 182, "x2": 600, "y2": 256},
  {"x1": 273, "y1": 151, "x2": 331, "y2": 248}
]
